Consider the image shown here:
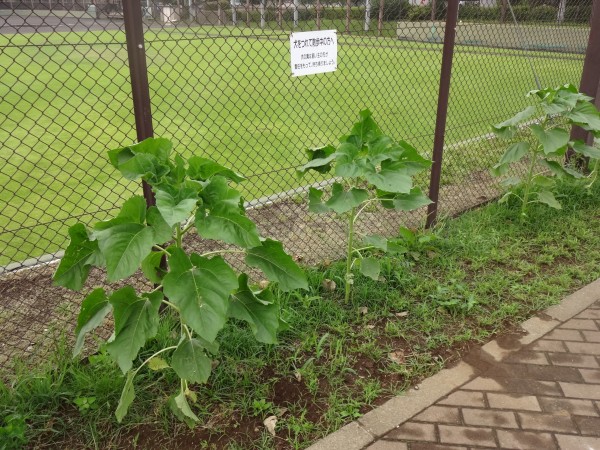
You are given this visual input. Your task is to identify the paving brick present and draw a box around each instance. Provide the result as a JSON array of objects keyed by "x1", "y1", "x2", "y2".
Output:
[
  {"x1": 497, "y1": 430, "x2": 556, "y2": 450},
  {"x1": 574, "y1": 416, "x2": 600, "y2": 436},
  {"x1": 462, "y1": 408, "x2": 518, "y2": 428},
  {"x1": 545, "y1": 329, "x2": 584, "y2": 341},
  {"x1": 462, "y1": 377, "x2": 504, "y2": 391},
  {"x1": 538, "y1": 396, "x2": 599, "y2": 416},
  {"x1": 582, "y1": 331, "x2": 600, "y2": 343},
  {"x1": 560, "y1": 382, "x2": 600, "y2": 399},
  {"x1": 555, "y1": 434, "x2": 600, "y2": 449},
  {"x1": 386, "y1": 422, "x2": 436, "y2": 442},
  {"x1": 365, "y1": 440, "x2": 408, "y2": 450},
  {"x1": 438, "y1": 425, "x2": 496, "y2": 447},
  {"x1": 505, "y1": 351, "x2": 549, "y2": 365},
  {"x1": 517, "y1": 412, "x2": 576, "y2": 432},
  {"x1": 438, "y1": 390, "x2": 486, "y2": 408},
  {"x1": 561, "y1": 319, "x2": 599, "y2": 330},
  {"x1": 487, "y1": 393, "x2": 541, "y2": 411},
  {"x1": 493, "y1": 362, "x2": 584, "y2": 382},
  {"x1": 410, "y1": 444, "x2": 467, "y2": 450},
  {"x1": 579, "y1": 369, "x2": 600, "y2": 384},
  {"x1": 413, "y1": 406, "x2": 461, "y2": 424},
  {"x1": 576, "y1": 310, "x2": 600, "y2": 320},
  {"x1": 529, "y1": 339, "x2": 567, "y2": 352},
  {"x1": 566, "y1": 342, "x2": 600, "y2": 355},
  {"x1": 548, "y1": 352, "x2": 600, "y2": 368}
]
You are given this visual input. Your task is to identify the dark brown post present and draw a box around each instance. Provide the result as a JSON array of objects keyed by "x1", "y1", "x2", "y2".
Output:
[
  {"x1": 345, "y1": 0, "x2": 351, "y2": 33},
  {"x1": 123, "y1": 0, "x2": 156, "y2": 207},
  {"x1": 568, "y1": 0, "x2": 600, "y2": 156},
  {"x1": 425, "y1": 0, "x2": 459, "y2": 229},
  {"x1": 316, "y1": 0, "x2": 321, "y2": 30},
  {"x1": 378, "y1": 0, "x2": 384, "y2": 36}
]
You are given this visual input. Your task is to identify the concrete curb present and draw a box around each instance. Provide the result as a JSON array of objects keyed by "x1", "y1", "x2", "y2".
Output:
[{"x1": 306, "y1": 278, "x2": 600, "y2": 450}]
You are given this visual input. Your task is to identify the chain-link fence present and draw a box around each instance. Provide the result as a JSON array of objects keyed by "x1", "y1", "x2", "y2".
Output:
[{"x1": 0, "y1": 0, "x2": 592, "y2": 368}]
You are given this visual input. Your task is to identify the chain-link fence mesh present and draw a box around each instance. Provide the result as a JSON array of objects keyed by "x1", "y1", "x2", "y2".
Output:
[{"x1": 0, "y1": 0, "x2": 592, "y2": 369}]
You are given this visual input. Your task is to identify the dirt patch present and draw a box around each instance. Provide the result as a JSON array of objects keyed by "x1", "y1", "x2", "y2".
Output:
[{"x1": 0, "y1": 173, "x2": 499, "y2": 369}]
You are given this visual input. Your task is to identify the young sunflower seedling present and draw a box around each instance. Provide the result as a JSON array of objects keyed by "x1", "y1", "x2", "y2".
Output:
[
  {"x1": 53, "y1": 138, "x2": 307, "y2": 425},
  {"x1": 298, "y1": 109, "x2": 432, "y2": 303},
  {"x1": 491, "y1": 84, "x2": 600, "y2": 219}
]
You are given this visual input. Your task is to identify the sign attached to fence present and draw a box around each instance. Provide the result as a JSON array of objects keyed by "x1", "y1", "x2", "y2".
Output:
[{"x1": 290, "y1": 30, "x2": 337, "y2": 77}]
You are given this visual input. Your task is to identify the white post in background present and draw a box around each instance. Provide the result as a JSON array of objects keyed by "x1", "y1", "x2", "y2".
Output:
[
  {"x1": 293, "y1": 0, "x2": 299, "y2": 27},
  {"x1": 260, "y1": 0, "x2": 266, "y2": 28},
  {"x1": 231, "y1": 0, "x2": 237, "y2": 24},
  {"x1": 364, "y1": 0, "x2": 371, "y2": 31},
  {"x1": 557, "y1": 0, "x2": 566, "y2": 24}
]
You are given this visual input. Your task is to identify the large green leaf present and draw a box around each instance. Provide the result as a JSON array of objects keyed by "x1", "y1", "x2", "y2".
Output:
[
  {"x1": 497, "y1": 142, "x2": 530, "y2": 166},
  {"x1": 566, "y1": 101, "x2": 600, "y2": 131},
  {"x1": 229, "y1": 274, "x2": 279, "y2": 344},
  {"x1": 334, "y1": 143, "x2": 369, "y2": 178},
  {"x1": 117, "y1": 196, "x2": 147, "y2": 224},
  {"x1": 359, "y1": 257, "x2": 380, "y2": 281},
  {"x1": 155, "y1": 185, "x2": 199, "y2": 227},
  {"x1": 536, "y1": 190, "x2": 562, "y2": 209},
  {"x1": 200, "y1": 176, "x2": 243, "y2": 210},
  {"x1": 115, "y1": 371, "x2": 135, "y2": 423},
  {"x1": 73, "y1": 288, "x2": 112, "y2": 357},
  {"x1": 245, "y1": 239, "x2": 308, "y2": 292},
  {"x1": 299, "y1": 145, "x2": 337, "y2": 175},
  {"x1": 168, "y1": 390, "x2": 199, "y2": 428},
  {"x1": 308, "y1": 187, "x2": 331, "y2": 213},
  {"x1": 141, "y1": 251, "x2": 165, "y2": 284},
  {"x1": 187, "y1": 156, "x2": 244, "y2": 182},
  {"x1": 378, "y1": 188, "x2": 432, "y2": 211},
  {"x1": 106, "y1": 288, "x2": 162, "y2": 373},
  {"x1": 162, "y1": 249, "x2": 238, "y2": 342},
  {"x1": 171, "y1": 338, "x2": 212, "y2": 384},
  {"x1": 146, "y1": 206, "x2": 173, "y2": 243},
  {"x1": 531, "y1": 125, "x2": 569, "y2": 156},
  {"x1": 363, "y1": 234, "x2": 387, "y2": 251},
  {"x1": 366, "y1": 169, "x2": 412, "y2": 194},
  {"x1": 54, "y1": 223, "x2": 101, "y2": 290},
  {"x1": 492, "y1": 106, "x2": 536, "y2": 138},
  {"x1": 195, "y1": 204, "x2": 261, "y2": 249},
  {"x1": 128, "y1": 137, "x2": 172, "y2": 163},
  {"x1": 95, "y1": 223, "x2": 156, "y2": 282},
  {"x1": 347, "y1": 109, "x2": 382, "y2": 147},
  {"x1": 571, "y1": 141, "x2": 600, "y2": 159},
  {"x1": 540, "y1": 159, "x2": 584, "y2": 179},
  {"x1": 325, "y1": 183, "x2": 369, "y2": 214}
]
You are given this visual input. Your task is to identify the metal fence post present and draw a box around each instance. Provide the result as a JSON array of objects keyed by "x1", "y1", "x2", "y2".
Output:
[
  {"x1": 123, "y1": 0, "x2": 156, "y2": 207},
  {"x1": 425, "y1": 0, "x2": 459, "y2": 229},
  {"x1": 568, "y1": 0, "x2": 600, "y2": 155}
]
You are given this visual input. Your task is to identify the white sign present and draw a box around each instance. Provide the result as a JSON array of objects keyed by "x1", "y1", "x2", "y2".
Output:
[{"x1": 290, "y1": 30, "x2": 337, "y2": 77}]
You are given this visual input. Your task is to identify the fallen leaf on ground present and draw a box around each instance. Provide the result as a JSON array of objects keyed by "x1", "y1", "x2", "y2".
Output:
[
  {"x1": 358, "y1": 306, "x2": 368, "y2": 315},
  {"x1": 365, "y1": 324, "x2": 375, "y2": 329},
  {"x1": 388, "y1": 350, "x2": 405, "y2": 365},
  {"x1": 395, "y1": 311, "x2": 408, "y2": 318},
  {"x1": 322, "y1": 279, "x2": 336, "y2": 291},
  {"x1": 264, "y1": 416, "x2": 277, "y2": 436}
]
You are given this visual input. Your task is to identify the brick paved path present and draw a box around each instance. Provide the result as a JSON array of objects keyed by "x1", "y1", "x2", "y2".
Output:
[{"x1": 367, "y1": 301, "x2": 600, "y2": 450}]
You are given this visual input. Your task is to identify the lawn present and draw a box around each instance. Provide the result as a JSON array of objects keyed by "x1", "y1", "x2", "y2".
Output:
[
  {"x1": 0, "y1": 23, "x2": 584, "y2": 265},
  {"x1": 3, "y1": 180, "x2": 600, "y2": 449}
]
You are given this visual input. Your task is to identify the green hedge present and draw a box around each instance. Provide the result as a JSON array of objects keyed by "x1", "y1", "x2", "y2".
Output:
[{"x1": 204, "y1": 2, "x2": 590, "y2": 24}]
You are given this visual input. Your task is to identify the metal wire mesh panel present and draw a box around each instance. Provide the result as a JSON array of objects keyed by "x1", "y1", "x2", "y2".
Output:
[
  {"x1": 0, "y1": 0, "x2": 593, "y2": 367},
  {"x1": 0, "y1": 1, "x2": 140, "y2": 365}
]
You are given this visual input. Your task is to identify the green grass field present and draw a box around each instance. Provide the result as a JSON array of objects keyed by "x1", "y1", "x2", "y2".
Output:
[{"x1": 0, "y1": 23, "x2": 584, "y2": 265}]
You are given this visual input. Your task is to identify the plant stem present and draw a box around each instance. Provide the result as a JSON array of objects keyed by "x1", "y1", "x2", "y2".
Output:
[
  {"x1": 162, "y1": 299, "x2": 180, "y2": 312},
  {"x1": 344, "y1": 207, "x2": 356, "y2": 303},
  {"x1": 134, "y1": 345, "x2": 178, "y2": 376},
  {"x1": 521, "y1": 147, "x2": 539, "y2": 220},
  {"x1": 200, "y1": 249, "x2": 245, "y2": 257},
  {"x1": 176, "y1": 226, "x2": 183, "y2": 248}
]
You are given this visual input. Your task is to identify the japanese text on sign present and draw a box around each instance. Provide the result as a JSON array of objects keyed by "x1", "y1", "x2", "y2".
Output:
[{"x1": 290, "y1": 30, "x2": 337, "y2": 77}]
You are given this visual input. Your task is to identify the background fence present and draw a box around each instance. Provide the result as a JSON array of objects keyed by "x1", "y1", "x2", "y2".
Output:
[{"x1": 0, "y1": 0, "x2": 595, "y2": 368}]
